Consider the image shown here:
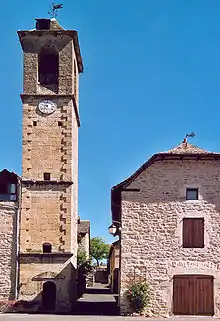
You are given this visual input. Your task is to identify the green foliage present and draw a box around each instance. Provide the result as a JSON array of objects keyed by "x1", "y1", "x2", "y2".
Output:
[
  {"x1": 126, "y1": 281, "x2": 150, "y2": 314},
  {"x1": 77, "y1": 250, "x2": 87, "y2": 267},
  {"x1": 77, "y1": 250, "x2": 92, "y2": 274},
  {"x1": 90, "y1": 237, "x2": 110, "y2": 266}
]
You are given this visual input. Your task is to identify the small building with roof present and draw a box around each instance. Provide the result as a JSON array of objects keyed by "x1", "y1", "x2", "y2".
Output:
[
  {"x1": 111, "y1": 139, "x2": 220, "y2": 317},
  {"x1": 78, "y1": 220, "x2": 90, "y2": 259},
  {"x1": 0, "y1": 169, "x2": 20, "y2": 300}
]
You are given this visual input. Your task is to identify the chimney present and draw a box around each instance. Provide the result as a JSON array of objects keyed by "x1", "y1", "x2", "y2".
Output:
[{"x1": 35, "y1": 19, "x2": 51, "y2": 30}]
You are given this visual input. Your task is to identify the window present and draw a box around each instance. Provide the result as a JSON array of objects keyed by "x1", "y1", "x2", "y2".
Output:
[
  {"x1": 43, "y1": 243, "x2": 52, "y2": 253},
  {"x1": 9, "y1": 184, "x2": 16, "y2": 201},
  {"x1": 38, "y1": 47, "x2": 58, "y2": 87},
  {"x1": 183, "y1": 218, "x2": 204, "y2": 248},
  {"x1": 43, "y1": 173, "x2": 51, "y2": 181},
  {"x1": 186, "y1": 188, "x2": 198, "y2": 200},
  {"x1": 0, "y1": 182, "x2": 17, "y2": 201}
]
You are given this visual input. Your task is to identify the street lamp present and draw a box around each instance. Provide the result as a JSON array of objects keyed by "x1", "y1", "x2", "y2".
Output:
[{"x1": 108, "y1": 223, "x2": 117, "y2": 236}]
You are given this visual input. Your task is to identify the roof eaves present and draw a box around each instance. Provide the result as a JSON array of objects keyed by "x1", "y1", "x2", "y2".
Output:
[{"x1": 112, "y1": 152, "x2": 220, "y2": 191}]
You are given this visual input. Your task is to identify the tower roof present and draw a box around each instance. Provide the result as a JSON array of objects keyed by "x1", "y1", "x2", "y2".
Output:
[{"x1": 17, "y1": 18, "x2": 83, "y2": 73}]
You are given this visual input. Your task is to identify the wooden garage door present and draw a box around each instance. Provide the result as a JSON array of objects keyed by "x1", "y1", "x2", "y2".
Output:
[{"x1": 173, "y1": 275, "x2": 214, "y2": 315}]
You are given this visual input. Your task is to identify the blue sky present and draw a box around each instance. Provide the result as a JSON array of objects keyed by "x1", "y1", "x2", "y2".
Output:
[{"x1": 1, "y1": 0, "x2": 220, "y2": 243}]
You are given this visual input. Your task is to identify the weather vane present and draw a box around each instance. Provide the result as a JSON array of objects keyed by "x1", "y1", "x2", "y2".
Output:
[
  {"x1": 183, "y1": 132, "x2": 196, "y2": 143},
  {"x1": 48, "y1": 3, "x2": 63, "y2": 19}
]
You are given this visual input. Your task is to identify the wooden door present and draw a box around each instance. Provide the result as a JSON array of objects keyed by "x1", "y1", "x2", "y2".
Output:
[{"x1": 173, "y1": 275, "x2": 213, "y2": 315}]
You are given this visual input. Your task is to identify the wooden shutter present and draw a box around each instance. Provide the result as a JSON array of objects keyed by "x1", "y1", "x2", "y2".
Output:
[{"x1": 183, "y1": 218, "x2": 204, "y2": 248}]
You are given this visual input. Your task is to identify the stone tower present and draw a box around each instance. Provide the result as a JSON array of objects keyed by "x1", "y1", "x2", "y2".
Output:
[{"x1": 17, "y1": 18, "x2": 83, "y2": 312}]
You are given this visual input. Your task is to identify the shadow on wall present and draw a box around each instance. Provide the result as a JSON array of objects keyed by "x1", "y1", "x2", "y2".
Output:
[
  {"x1": 9, "y1": 208, "x2": 18, "y2": 300},
  {"x1": 6, "y1": 262, "x2": 78, "y2": 314}
]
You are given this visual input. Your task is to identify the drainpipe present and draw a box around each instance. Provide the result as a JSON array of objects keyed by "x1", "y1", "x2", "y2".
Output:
[{"x1": 15, "y1": 179, "x2": 22, "y2": 299}]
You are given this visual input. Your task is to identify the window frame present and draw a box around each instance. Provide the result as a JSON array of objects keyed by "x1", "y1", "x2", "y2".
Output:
[
  {"x1": 0, "y1": 182, "x2": 17, "y2": 202},
  {"x1": 186, "y1": 188, "x2": 199, "y2": 201},
  {"x1": 8, "y1": 183, "x2": 17, "y2": 201}
]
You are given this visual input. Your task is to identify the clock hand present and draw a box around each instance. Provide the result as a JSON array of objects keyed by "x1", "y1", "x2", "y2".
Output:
[{"x1": 50, "y1": 121, "x2": 56, "y2": 127}]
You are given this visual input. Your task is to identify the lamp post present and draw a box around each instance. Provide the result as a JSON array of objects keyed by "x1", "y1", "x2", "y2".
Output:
[
  {"x1": 108, "y1": 220, "x2": 121, "y2": 236},
  {"x1": 108, "y1": 223, "x2": 117, "y2": 236}
]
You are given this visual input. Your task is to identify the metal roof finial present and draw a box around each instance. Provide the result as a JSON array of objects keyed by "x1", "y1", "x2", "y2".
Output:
[
  {"x1": 48, "y1": 2, "x2": 63, "y2": 19},
  {"x1": 183, "y1": 132, "x2": 196, "y2": 143}
]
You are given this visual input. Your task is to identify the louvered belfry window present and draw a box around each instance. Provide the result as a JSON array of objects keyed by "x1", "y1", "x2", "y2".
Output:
[{"x1": 183, "y1": 218, "x2": 204, "y2": 248}]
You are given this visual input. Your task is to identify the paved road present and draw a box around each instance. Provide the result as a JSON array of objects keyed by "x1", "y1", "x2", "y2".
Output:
[{"x1": 0, "y1": 315, "x2": 215, "y2": 321}]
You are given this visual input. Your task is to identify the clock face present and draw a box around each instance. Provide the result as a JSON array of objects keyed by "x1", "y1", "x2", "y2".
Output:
[{"x1": 38, "y1": 100, "x2": 57, "y2": 114}]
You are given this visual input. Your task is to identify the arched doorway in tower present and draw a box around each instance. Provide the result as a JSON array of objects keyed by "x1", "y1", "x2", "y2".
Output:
[{"x1": 42, "y1": 281, "x2": 56, "y2": 310}]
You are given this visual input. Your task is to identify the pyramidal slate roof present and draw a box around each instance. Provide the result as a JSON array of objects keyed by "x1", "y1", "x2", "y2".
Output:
[{"x1": 160, "y1": 139, "x2": 216, "y2": 155}]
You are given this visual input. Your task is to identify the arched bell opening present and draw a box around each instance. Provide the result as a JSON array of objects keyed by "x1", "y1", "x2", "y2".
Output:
[{"x1": 38, "y1": 46, "x2": 59, "y2": 91}]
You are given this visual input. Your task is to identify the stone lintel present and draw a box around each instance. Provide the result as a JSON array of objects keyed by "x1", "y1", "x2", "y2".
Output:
[
  {"x1": 19, "y1": 252, "x2": 73, "y2": 264},
  {"x1": 21, "y1": 180, "x2": 73, "y2": 186}
]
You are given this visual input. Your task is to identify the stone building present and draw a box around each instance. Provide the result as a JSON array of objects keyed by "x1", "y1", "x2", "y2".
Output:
[
  {"x1": 108, "y1": 240, "x2": 120, "y2": 294},
  {"x1": 0, "y1": 170, "x2": 20, "y2": 301},
  {"x1": 15, "y1": 17, "x2": 83, "y2": 312},
  {"x1": 111, "y1": 140, "x2": 220, "y2": 317},
  {"x1": 78, "y1": 220, "x2": 90, "y2": 259}
]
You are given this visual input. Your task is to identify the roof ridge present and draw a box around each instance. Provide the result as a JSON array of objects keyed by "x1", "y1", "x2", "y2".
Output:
[{"x1": 161, "y1": 141, "x2": 216, "y2": 155}]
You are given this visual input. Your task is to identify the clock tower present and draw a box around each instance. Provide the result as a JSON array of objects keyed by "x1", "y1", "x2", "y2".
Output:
[{"x1": 17, "y1": 18, "x2": 83, "y2": 312}]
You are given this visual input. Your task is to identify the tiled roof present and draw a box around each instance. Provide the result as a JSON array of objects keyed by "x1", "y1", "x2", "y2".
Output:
[
  {"x1": 78, "y1": 220, "x2": 90, "y2": 234},
  {"x1": 161, "y1": 140, "x2": 215, "y2": 155}
]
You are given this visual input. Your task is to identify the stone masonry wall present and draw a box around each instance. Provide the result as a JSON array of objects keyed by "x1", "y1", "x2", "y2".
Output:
[
  {"x1": 20, "y1": 184, "x2": 73, "y2": 253},
  {"x1": 120, "y1": 159, "x2": 220, "y2": 316},
  {"x1": 22, "y1": 96, "x2": 75, "y2": 181},
  {"x1": 19, "y1": 255, "x2": 76, "y2": 313},
  {"x1": 0, "y1": 202, "x2": 18, "y2": 299},
  {"x1": 21, "y1": 95, "x2": 79, "y2": 258},
  {"x1": 71, "y1": 110, "x2": 78, "y2": 265},
  {"x1": 22, "y1": 34, "x2": 75, "y2": 96},
  {"x1": 78, "y1": 233, "x2": 90, "y2": 259}
]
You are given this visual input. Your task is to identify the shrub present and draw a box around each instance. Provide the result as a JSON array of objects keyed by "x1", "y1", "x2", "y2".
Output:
[
  {"x1": 77, "y1": 250, "x2": 92, "y2": 274},
  {"x1": 126, "y1": 281, "x2": 150, "y2": 314}
]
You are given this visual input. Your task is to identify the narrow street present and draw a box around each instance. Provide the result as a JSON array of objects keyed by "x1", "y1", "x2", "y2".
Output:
[{"x1": 75, "y1": 283, "x2": 119, "y2": 315}]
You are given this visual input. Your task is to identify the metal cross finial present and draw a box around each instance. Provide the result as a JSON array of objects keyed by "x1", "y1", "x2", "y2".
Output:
[
  {"x1": 48, "y1": 2, "x2": 63, "y2": 19},
  {"x1": 183, "y1": 132, "x2": 196, "y2": 143}
]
